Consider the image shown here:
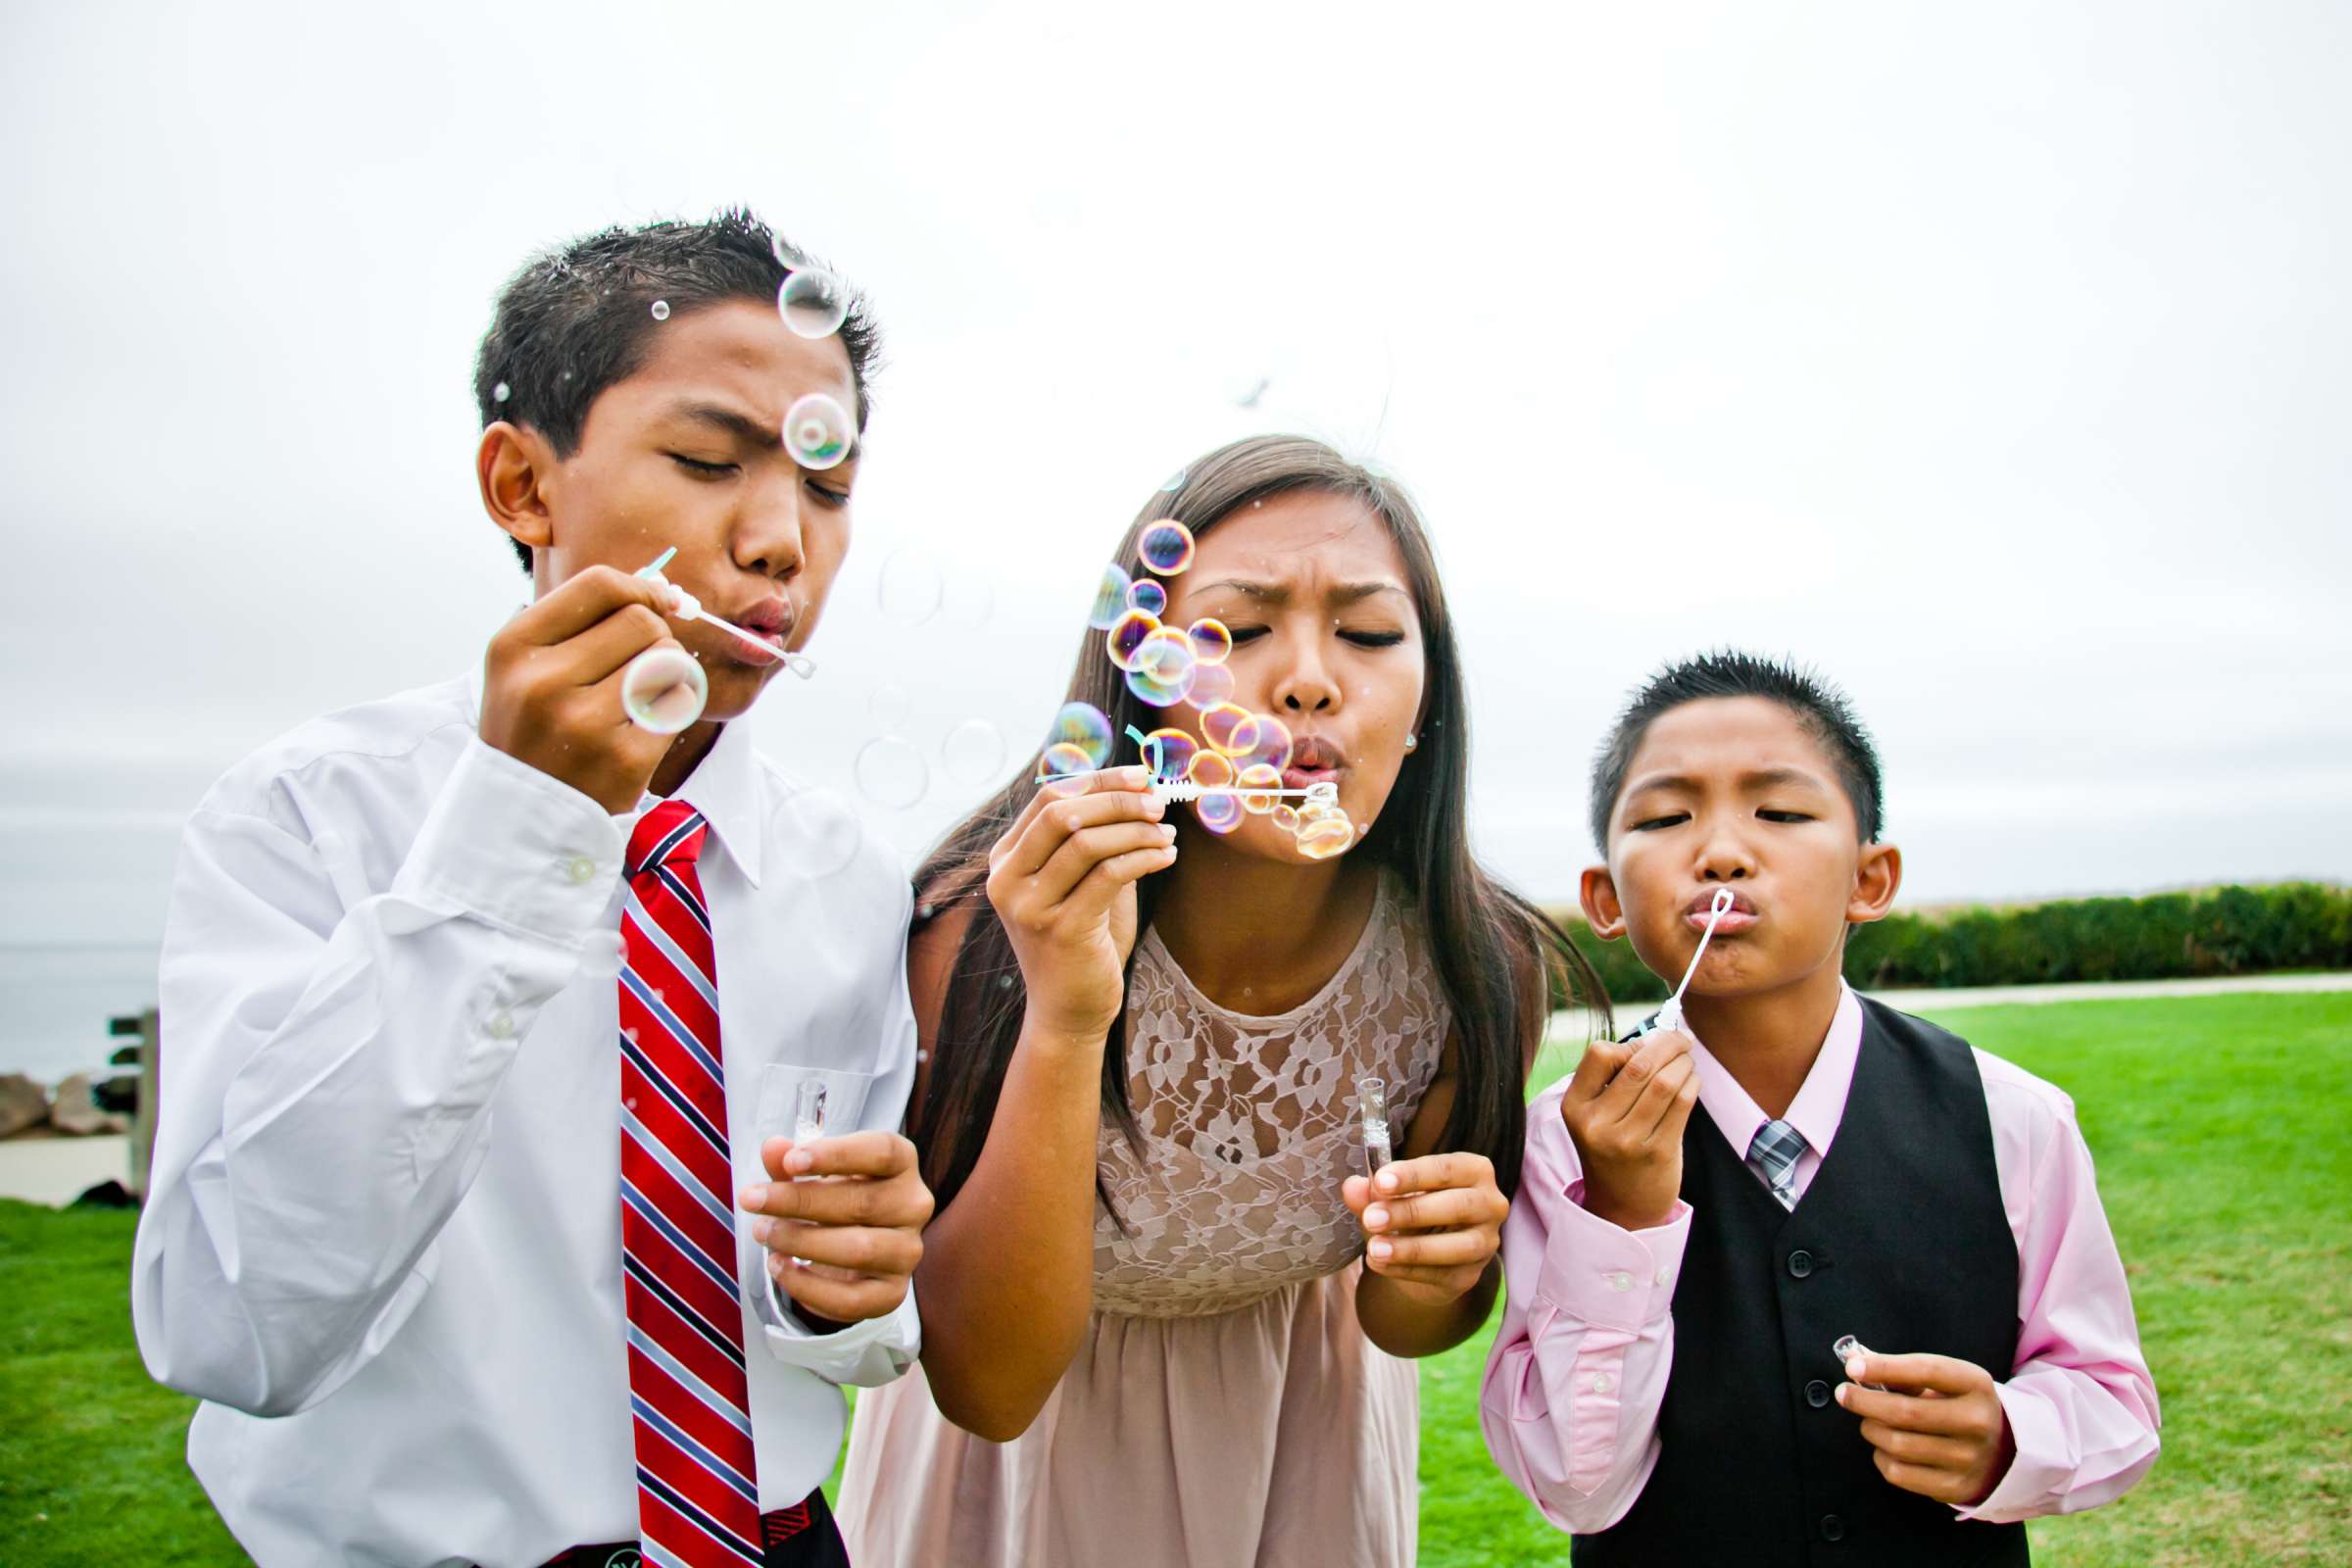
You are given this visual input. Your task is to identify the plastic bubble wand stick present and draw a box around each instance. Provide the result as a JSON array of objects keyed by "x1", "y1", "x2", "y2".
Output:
[
  {"x1": 634, "y1": 549, "x2": 816, "y2": 680},
  {"x1": 1148, "y1": 779, "x2": 1333, "y2": 805},
  {"x1": 1652, "y1": 887, "x2": 1738, "y2": 1036}
]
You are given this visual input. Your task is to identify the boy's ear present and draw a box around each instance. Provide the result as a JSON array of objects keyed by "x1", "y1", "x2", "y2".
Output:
[
  {"x1": 1847, "y1": 841, "x2": 1903, "y2": 927},
  {"x1": 1580, "y1": 863, "x2": 1628, "y2": 940},
  {"x1": 477, "y1": 421, "x2": 556, "y2": 554}
]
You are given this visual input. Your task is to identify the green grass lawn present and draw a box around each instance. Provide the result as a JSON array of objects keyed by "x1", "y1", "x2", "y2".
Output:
[{"x1": 4, "y1": 992, "x2": 2346, "y2": 1564}]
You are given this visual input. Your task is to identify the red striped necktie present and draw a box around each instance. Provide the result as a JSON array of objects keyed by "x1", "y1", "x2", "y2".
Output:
[{"x1": 618, "y1": 801, "x2": 764, "y2": 1566}]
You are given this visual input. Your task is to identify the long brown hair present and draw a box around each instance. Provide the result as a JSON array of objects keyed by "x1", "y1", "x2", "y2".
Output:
[{"x1": 910, "y1": 434, "x2": 1609, "y2": 1216}]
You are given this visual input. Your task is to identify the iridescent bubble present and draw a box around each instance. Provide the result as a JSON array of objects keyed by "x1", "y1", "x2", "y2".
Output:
[
  {"x1": 1159, "y1": 466, "x2": 1187, "y2": 493},
  {"x1": 1272, "y1": 804, "x2": 1301, "y2": 833},
  {"x1": 1125, "y1": 664, "x2": 1189, "y2": 709},
  {"x1": 775, "y1": 787, "x2": 863, "y2": 880},
  {"x1": 1106, "y1": 610, "x2": 1160, "y2": 671},
  {"x1": 1200, "y1": 702, "x2": 1252, "y2": 755},
  {"x1": 1187, "y1": 618, "x2": 1232, "y2": 664},
  {"x1": 1038, "y1": 741, "x2": 1098, "y2": 797},
  {"x1": 1297, "y1": 814, "x2": 1356, "y2": 860},
  {"x1": 1231, "y1": 713, "x2": 1294, "y2": 773},
  {"x1": 778, "y1": 269, "x2": 850, "y2": 338},
  {"x1": 854, "y1": 735, "x2": 928, "y2": 809},
  {"x1": 942, "y1": 719, "x2": 1006, "y2": 785},
  {"x1": 877, "y1": 548, "x2": 942, "y2": 623},
  {"x1": 869, "y1": 683, "x2": 911, "y2": 731},
  {"x1": 492, "y1": 381, "x2": 510, "y2": 404},
  {"x1": 1184, "y1": 662, "x2": 1236, "y2": 709},
  {"x1": 784, "y1": 391, "x2": 853, "y2": 470},
  {"x1": 1088, "y1": 564, "x2": 1133, "y2": 629},
  {"x1": 1236, "y1": 762, "x2": 1284, "y2": 814},
  {"x1": 1138, "y1": 520, "x2": 1196, "y2": 576},
  {"x1": 621, "y1": 647, "x2": 707, "y2": 734},
  {"x1": 1141, "y1": 727, "x2": 1198, "y2": 783},
  {"x1": 1127, "y1": 578, "x2": 1167, "y2": 616},
  {"x1": 1196, "y1": 791, "x2": 1244, "y2": 834},
  {"x1": 1136, "y1": 627, "x2": 1196, "y2": 685},
  {"x1": 650, "y1": 300, "x2": 671, "y2": 320},
  {"x1": 1186, "y1": 750, "x2": 1236, "y2": 791},
  {"x1": 1050, "y1": 702, "x2": 1116, "y2": 768}
]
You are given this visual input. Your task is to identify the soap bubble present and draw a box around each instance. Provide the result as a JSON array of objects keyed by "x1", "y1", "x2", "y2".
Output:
[
  {"x1": 1106, "y1": 609, "x2": 1160, "y2": 671},
  {"x1": 778, "y1": 269, "x2": 850, "y2": 338},
  {"x1": 775, "y1": 787, "x2": 863, "y2": 880},
  {"x1": 1136, "y1": 626, "x2": 1196, "y2": 686},
  {"x1": 1187, "y1": 618, "x2": 1232, "y2": 664},
  {"x1": 650, "y1": 300, "x2": 670, "y2": 320},
  {"x1": 771, "y1": 234, "x2": 813, "y2": 270},
  {"x1": 621, "y1": 647, "x2": 707, "y2": 734},
  {"x1": 1159, "y1": 467, "x2": 1187, "y2": 493},
  {"x1": 1140, "y1": 727, "x2": 1197, "y2": 782},
  {"x1": 1296, "y1": 814, "x2": 1355, "y2": 859},
  {"x1": 1038, "y1": 742, "x2": 1097, "y2": 795},
  {"x1": 1196, "y1": 791, "x2": 1244, "y2": 834},
  {"x1": 942, "y1": 719, "x2": 1006, "y2": 785},
  {"x1": 877, "y1": 548, "x2": 942, "y2": 623},
  {"x1": 1125, "y1": 662, "x2": 1190, "y2": 709},
  {"x1": 1050, "y1": 702, "x2": 1116, "y2": 768},
  {"x1": 854, "y1": 736, "x2": 928, "y2": 809},
  {"x1": 1200, "y1": 702, "x2": 1252, "y2": 755},
  {"x1": 492, "y1": 381, "x2": 511, "y2": 403},
  {"x1": 577, "y1": 929, "x2": 627, "y2": 979},
  {"x1": 1272, "y1": 804, "x2": 1301, "y2": 833},
  {"x1": 1088, "y1": 564, "x2": 1134, "y2": 629},
  {"x1": 784, "y1": 391, "x2": 853, "y2": 470},
  {"x1": 1236, "y1": 762, "x2": 1284, "y2": 814},
  {"x1": 1231, "y1": 713, "x2": 1293, "y2": 773},
  {"x1": 869, "y1": 684, "x2": 911, "y2": 732},
  {"x1": 1184, "y1": 662, "x2": 1236, "y2": 709},
  {"x1": 1138, "y1": 520, "x2": 1196, "y2": 576},
  {"x1": 1127, "y1": 578, "x2": 1167, "y2": 617},
  {"x1": 1186, "y1": 750, "x2": 1236, "y2": 790}
]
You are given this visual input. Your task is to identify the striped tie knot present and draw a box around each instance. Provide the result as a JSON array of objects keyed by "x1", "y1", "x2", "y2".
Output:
[
  {"x1": 628, "y1": 802, "x2": 708, "y2": 880},
  {"x1": 1745, "y1": 1117, "x2": 1807, "y2": 1208}
]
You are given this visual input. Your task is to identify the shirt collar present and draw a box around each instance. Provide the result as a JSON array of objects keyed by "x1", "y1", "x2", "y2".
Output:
[
  {"x1": 461, "y1": 664, "x2": 764, "y2": 889},
  {"x1": 1685, "y1": 980, "x2": 1865, "y2": 1163}
]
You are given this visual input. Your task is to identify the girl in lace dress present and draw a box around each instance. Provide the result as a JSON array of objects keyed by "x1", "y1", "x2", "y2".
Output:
[{"x1": 838, "y1": 436, "x2": 1606, "y2": 1568}]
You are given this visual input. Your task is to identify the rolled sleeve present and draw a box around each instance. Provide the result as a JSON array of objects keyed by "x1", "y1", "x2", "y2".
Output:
[
  {"x1": 760, "y1": 1280, "x2": 920, "y2": 1388},
  {"x1": 393, "y1": 738, "x2": 624, "y2": 943}
]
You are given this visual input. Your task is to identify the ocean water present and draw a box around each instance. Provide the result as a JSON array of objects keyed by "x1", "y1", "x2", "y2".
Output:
[{"x1": 1, "y1": 944, "x2": 161, "y2": 1083}]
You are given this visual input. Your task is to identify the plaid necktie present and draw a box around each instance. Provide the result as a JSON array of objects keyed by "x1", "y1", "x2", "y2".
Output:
[
  {"x1": 1745, "y1": 1118, "x2": 1807, "y2": 1210},
  {"x1": 617, "y1": 802, "x2": 764, "y2": 1566}
]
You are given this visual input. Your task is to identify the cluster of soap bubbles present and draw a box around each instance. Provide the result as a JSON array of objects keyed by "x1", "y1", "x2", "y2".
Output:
[{"x1": 1041, "y1": 517, "x2": 1357, "y2": 861}]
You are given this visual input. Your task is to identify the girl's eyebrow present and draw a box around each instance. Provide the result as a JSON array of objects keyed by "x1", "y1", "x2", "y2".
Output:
[{"x1": 1191, "y1": 579, "x2": 1408, "y2": 607}]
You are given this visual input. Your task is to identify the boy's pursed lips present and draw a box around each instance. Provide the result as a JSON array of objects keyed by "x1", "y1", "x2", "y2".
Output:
[{"x1": 1682, "y1": 887, "x2": 1759, "y2": 932}]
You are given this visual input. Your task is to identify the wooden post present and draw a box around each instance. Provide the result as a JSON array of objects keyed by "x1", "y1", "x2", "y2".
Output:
[{"x1": 110, "y1": 1008, "x2": 160, "y2": 1200}]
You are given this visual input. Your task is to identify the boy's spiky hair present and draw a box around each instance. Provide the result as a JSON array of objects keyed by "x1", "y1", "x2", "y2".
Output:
[
  {"x1": 1589, "y1": 650, "x2": 1885, "y2": 849},
  {"x1": 472, "y1": 208, "x2": 881, "y2": 570}
]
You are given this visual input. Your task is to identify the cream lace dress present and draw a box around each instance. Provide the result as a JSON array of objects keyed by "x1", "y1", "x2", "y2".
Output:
[{"x1": 837, "y1": 873, "x2": 1450, "y2": 1568}]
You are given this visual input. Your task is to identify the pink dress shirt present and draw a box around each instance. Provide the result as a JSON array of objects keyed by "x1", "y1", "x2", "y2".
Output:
[{"x1": 1482, "y1": 984, "x2": 2161, "y2": 1534}]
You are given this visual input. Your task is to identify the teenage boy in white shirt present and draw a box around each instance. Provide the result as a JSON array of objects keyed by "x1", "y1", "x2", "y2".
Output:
[{"x1": 131, "y1": 210, "x2": 931, "y2": 1568}]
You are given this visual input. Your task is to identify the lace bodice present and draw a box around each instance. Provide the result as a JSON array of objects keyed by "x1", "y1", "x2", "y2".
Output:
[{"x1": 1092, "y1": 874, "x2": 1451, "y2": 1318}]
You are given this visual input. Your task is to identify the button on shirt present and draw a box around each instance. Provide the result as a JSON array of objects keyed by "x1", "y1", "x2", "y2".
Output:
[
  {"x1": 130, "y1": 675, "x2": 921, "y2": 1567},
  {"x1": 1481, "y1": 983, "x2": 2161, "y2": 1534}
]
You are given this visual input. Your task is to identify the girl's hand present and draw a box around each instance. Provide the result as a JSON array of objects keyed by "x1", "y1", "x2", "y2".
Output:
[
  {"x1": 1838, "y1": 1352, "x2": 2016, "y2": 1506},
  {"x1": 1343, "y1": 1152, "x2": 1509, "y2": 1306},
  {"x1": 986, "y1": 767, "x2": 1177, "y2": 1042}
]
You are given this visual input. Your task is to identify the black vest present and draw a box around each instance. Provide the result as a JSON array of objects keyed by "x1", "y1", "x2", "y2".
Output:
[{"x1": 1574, "y1": 1000, "x2": 2028, "y2": 1567}]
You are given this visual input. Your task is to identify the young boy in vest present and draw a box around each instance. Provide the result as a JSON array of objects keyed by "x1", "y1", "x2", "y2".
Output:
[
  {"x1": 132, "y1": 211, "x2": 931, "y2": 1566},
  {"x1": 1482, "y1": 652, "x2": 2159, "y2": 1564}
]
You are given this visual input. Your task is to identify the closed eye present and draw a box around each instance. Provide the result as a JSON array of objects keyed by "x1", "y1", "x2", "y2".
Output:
[
  {"x1": 1759, "y1": 809, "x2": 1814, "y2": 823},
  {"x1": 1340, "y1": 629, "x2": 1406, "y2": 648},
  {"x1": 1629, "y1": 812, "x2": 1690, "y2": 831},
  {"x1": 805, "y1": 478, "x2": 851, "y2": 508},
  {"x1": 670, "y1": 454, "x2": 737, "y2": 477}
]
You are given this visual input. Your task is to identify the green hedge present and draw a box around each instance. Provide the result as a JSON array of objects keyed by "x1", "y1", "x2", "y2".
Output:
[{"x1": 1548, "y1": 882, "x2": 2352, "y2": 1005}]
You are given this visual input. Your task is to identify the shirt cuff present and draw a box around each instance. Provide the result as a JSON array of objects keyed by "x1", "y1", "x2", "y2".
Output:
[
  {"x1": 1533, "y1": 1182, "x2": 1692, "y2": 1333},
  {"x1": 759, "y1": 1271, "x2": 920, "y2": 1389},
  {"x1": 1953, "y1": 1378, "x2": 2064, "y2": 1523},
  {"x1": 392, "y1": 738, "x2": 626, "y2": 943}
]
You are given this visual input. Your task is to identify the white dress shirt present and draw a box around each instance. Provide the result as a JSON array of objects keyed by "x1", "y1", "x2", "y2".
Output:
[{"x1": 131, "y1": 673, "x2": 921, "y2": 1567}]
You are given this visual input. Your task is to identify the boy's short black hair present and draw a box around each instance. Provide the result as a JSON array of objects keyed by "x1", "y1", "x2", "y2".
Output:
[
  {"x1": 473, "y1": 208, "x2": 881, "y2": 570},
  {"x1": 1590, "y1": 651, "x2": 1885, "y2": 849}
]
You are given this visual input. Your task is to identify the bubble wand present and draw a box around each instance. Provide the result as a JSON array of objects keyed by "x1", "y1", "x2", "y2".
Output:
[
  {"x1": 1652, "y1": 887, "x2": 1738, "y2": 1036},
  {"x1": 635, "y1": 549, "x2": 817, "y2": 680}
]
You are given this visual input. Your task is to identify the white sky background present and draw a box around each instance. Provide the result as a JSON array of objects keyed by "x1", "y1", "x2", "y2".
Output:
[{"x1": 4, "y1": 0, "x2": 2349, "y2": 965}]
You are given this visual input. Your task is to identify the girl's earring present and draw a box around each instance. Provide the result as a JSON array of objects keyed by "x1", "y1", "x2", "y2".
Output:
[{"x1": 1403, "y1": 734, "x2": 1419, "y2": 753}]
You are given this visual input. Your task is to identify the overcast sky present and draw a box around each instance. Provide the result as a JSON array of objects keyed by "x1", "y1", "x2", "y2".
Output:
[{"x1": 4, "y1": 0, "x2": 2348, "y2": 969}]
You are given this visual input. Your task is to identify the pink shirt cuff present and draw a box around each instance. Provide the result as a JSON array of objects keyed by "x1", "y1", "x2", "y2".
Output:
[{"x1": 1534, "y1": 1181, "x2": 1692, "y2": 1332}]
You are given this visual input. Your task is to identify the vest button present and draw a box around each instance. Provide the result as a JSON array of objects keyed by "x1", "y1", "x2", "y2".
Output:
[
  {"x1": 1788, "y1": 1249, "x2": 1814, "y2": 1278},
  {"x1": 1805, "y1": 1379, "x2": 1832, "y2": 1407},
  {"x1": 1820, "y1": 1513, "x2": 1846, "y2": 1542}
]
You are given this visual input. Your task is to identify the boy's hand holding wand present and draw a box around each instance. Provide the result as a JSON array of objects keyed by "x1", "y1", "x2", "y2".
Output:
[{"x1": 1838, "y1": 1351, "x2": 2016, "y2": 1506}]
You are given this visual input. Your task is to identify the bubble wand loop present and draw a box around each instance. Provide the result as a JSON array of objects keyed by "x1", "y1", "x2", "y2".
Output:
[
  {"x1": 634, "y1": 551, "x2": 816, "y2": 680},
  {"x1": 1653, "y1": 887, "x2": 1737, "y2": 1036}
]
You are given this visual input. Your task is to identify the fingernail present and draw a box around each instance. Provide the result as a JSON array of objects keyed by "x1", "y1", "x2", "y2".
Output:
[
  {"x1": 784, "y1": 1149, "x2": 815, "y2": 1174},
  {"x1": 1376, "y1": 1169, "x2": 1398, "y2": 1192},
  {"x1": 1122, "y1": 766, "x2": 1150, "y2": 785},
  {"x1": 738, "y1": 1184, "x2": 768, "y2": 1209},
  {"x1": 767, "y1": 1251, "x2": 786, "y2": 1276},
  {"x1": 1160, "y1": 824, "x2": 1178, "y2": 841},
  {"x1": 1369, "y1": 1239, "x2": 1393, "y2": 1260},
  {"x1": 1365, "y1": 1205, "x2": 1390, "y2": 1229},
  {"x1": 1846, "y1": 1357, "x2": 1866, "y2": 1380},
  {"x1": 751, "y1": 1217, "x2": 773, "y2": 1244},
  {"x1": 1836, "y1": 1383, "x2": 1850, "y2": 1405}
]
